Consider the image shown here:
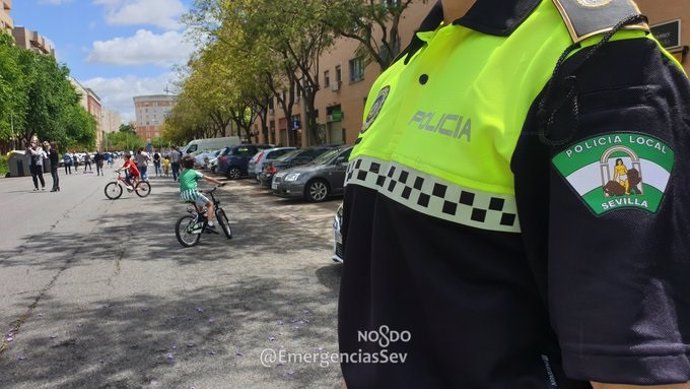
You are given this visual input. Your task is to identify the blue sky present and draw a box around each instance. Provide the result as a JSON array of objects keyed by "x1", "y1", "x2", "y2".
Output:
[{"x1": 11, "y1": 0, "x2": 197, "y2": 123}]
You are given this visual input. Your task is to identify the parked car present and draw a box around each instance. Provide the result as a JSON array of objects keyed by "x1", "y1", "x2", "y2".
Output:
[
  {"x1": 247, "y1": 147, "x2": 296, "y2": 179},
  {"x1": 258, "y1": 145, "x2": 338, "y2": 189},
  {"x1": 217, "y1": 144, "x2": 274, "y2": 179},
  {"x1": 194, "y1": 149, "x2": 222, "y2": 169},
  {"x1": 332, "y1": 203, "x2": 343, "y2": 263},
  {"x1": 208, "y1": 153, "x2": 220, "y2": 173},
  {"x1": 180, "y1": 136, "x2": 241, "y2": 157},
  {"x1": 271, "y1": 146, "x2": 353, "y2": 202}
]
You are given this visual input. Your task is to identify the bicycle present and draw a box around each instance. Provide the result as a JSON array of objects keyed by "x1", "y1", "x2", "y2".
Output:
[
  {"x1": 175, "y1": 186, "x2": 232, "y2": 247},
  {"x1": 104, "y1": 172, "x2": 151, "y2": 200}
]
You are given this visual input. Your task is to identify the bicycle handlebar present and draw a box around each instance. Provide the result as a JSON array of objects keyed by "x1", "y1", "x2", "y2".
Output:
[{"x1": 201, "y1": 184, "x2": 225, "y2": 194}]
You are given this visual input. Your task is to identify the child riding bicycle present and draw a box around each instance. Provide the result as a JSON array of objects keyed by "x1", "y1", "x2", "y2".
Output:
[
  {"x1": 116, "y1": 153, "x2": 140, "y2": 190},
  {"x1": 179, "y1": 155, "x2": 225, "y2": 230}
]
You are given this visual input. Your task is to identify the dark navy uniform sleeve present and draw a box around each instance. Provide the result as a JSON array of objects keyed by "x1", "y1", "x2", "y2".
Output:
[{"x1": 513, "y1": 37, "x2": 690, "y2": 385}]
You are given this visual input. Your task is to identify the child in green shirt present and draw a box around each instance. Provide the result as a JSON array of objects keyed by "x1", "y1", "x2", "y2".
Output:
[{"x1": 179, "y1": 155, "x2": 224, "y2": 229}]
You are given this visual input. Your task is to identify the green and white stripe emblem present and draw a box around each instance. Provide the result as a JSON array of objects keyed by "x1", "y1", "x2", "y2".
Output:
[{"x1": 552, "y1": 133, "x2": 674, "y2": 215}]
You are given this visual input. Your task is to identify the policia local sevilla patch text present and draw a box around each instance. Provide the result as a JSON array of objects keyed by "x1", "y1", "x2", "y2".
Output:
[{"x1": 552, "y1": 133, "x2": 674, "y2": 215}]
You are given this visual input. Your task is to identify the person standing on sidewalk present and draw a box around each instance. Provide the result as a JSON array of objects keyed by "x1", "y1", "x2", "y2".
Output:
[
  {"x1": 45, "y1": 141, "x2": 60, "y2": 192},
  {"x1": 338, "y1": 0, "x2": 690, "y2": 388}
]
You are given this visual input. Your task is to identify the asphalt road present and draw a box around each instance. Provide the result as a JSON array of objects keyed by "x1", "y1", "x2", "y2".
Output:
[{"x1": 0, "y1": 166, "x2": 343, "y2": 389}]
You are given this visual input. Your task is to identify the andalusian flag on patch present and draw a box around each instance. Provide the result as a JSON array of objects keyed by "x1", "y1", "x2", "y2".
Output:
[{"x1": 552, "y1": 133, "x2": 674, "y2": 215}]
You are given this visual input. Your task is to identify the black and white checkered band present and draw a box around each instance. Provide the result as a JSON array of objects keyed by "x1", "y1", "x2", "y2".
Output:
[{"x1": 345, "y1": 156, "x2": 521, "y2": 233}]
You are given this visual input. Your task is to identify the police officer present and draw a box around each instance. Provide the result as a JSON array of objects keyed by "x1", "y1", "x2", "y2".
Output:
[{"x1": 338, "y1": 0, "x2": 690, "y2": 388}]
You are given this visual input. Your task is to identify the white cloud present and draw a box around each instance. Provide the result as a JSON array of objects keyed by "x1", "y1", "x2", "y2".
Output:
[
  {"x1": 93, "y1": 0, "x2": 185, "y2": 30},
  {"x1": 82, "y1": 73, "x2": 179, "y2": 123},
  {"x1": 87, "y1": 29, "x2": 195, "y2": 67}
]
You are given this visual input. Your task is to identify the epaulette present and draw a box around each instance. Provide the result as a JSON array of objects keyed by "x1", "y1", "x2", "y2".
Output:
[{"x1": 552, "y1": 0, "x2": 650, "y2": 43}]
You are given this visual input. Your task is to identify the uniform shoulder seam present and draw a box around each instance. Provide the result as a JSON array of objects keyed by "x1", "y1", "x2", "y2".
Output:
[{"x1": 551, "y1": 0, "x2": 649, "y2": 43}]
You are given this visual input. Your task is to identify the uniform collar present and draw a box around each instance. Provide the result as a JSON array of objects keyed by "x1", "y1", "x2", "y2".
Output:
[
  {"x1": 419, "y1": 0, "x2": 542, "y2": 36},
  {"x1": 399, "y1": 0, "x2": 542, "y2": 64}
]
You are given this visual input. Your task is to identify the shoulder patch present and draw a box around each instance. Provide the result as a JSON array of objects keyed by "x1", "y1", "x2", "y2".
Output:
[
  {"x1": 552, "y1": 0, "x2": 649, "y2": 43},
  {"x1": 552, "y1": 132, "x2": 674, "y2": 215}
]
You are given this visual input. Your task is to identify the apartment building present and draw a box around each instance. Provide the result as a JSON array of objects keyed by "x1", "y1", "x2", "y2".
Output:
[
  {"x1": 86, "y1": 88, "x2": 103, "y2": 149},
  {"x1": 70, "y1": 78, "x2": 104, "y2": 149},
  {"x1": 1, "y1": 0, "x2": 12, "y2": 35},
  {"x1": 258, "y1": 1, "x2": 689, "y2": 148},
  {"x1": 12, "y1": 26, "x2": 55, "y2": 56},
  {"x1": 133, "y1": 95, "x2": 176, "y2": 142},
  {"x1": 101, "y1": 109, "x2": 122, "y2": 134}
]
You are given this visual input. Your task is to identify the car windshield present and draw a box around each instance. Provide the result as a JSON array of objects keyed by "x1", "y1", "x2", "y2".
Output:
[
  {"x1": 307, "y1": 148, "x2": 339, "y2": 165},
  {"x1": 274, "y1": 149, "x2": 301, "y2": 161}
]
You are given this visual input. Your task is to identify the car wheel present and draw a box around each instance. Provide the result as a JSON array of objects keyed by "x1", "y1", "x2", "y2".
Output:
[
  {"x1": 226, "y1": 167, "x2": 242, "y2": 180},
  {"x1": 306, "y1": 179, "x2": 329, "y2": 202}
]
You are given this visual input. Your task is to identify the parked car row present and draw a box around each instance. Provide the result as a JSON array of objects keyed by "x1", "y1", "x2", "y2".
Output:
[
  {"x1": 217, "y1": 144, "x2": 275, "y2": 179},
  {"x1": 271, "y1": 147, "x2": 352, "y2": 202},
  {"x1": 210, "y1": 143, "x2": 351, "y2": 264}
]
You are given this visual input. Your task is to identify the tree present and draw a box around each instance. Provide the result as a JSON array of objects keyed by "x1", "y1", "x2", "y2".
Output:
[
  {"x1": 18, "y1": 51, "x2": 95, "y2": 147},
  {"x1": 0, "y1": 34, "x2": 27, "y2": 151},
  {"x1": 119, "y1": 123, "x2": 136, "y2": 134},
  {"x1": 0, "y1": 34, "x2": 97, "y2": 152},
  {"x1": 322, "y1": 0, "x2": 428, "y2": 70},
  {"x1": 106, "y1": 131, "x2": 144, "y2": 152},
  {"x1": 186, "y1": 0, "x2": 336, "y2": 145}
]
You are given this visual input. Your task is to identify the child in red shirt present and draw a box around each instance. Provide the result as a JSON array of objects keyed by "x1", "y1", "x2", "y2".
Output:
[{"x1": 117, "y1": 153, "x2": 140, "y2": 189}]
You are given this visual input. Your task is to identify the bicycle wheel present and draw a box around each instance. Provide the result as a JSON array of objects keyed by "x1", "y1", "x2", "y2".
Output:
[
  {"x1": 175, "y1": 215, "x2": 202, "y2": 247},
  {"x1": 104, "y1": 182, "x2": 123, "y2": 200},
  {"x1": 135, "y1": 181, "x2": 151, "y2": 198},
  {"x1": 215, "y1": 208, "x2": 233, "y2": 239}
]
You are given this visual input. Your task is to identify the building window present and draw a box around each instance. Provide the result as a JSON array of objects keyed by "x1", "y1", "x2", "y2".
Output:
[
  {"x1": 335, "y1": 65, "x2": 342, "y2": 85},
  {"x1": 349, "y1": 57, "x2": 364, "y2": 82},
  {"x1": 324, "y1": 70, "x2": 330, "y2": 88},
  {"x1": 291, "y1": 114, "x2": 301, "y2": 130}
]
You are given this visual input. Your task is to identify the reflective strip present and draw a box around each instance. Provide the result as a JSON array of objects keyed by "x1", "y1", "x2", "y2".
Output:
[{"x1": 345, "y1": 156, "x2": 521, "y2": 233}]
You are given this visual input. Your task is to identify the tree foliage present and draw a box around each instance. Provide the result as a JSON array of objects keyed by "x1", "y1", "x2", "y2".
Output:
[
  {"x1": 181, "y1": 0, "x2": 336, "y2": 145},
  {"x1": 105, "y1": 131, "x2": 144, "y2": 152},
  {"x1": 178, "y1": 0, "x2": 424, "y2": 146},
  {"x1": 322, "y1": 0, "x2": 427, "y2": 70},
  {"x1": 0, "y1": 34, "x2": 97, "y2": 152}
]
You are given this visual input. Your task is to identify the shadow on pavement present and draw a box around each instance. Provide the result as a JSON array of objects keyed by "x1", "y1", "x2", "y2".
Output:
[{"x1": 0, "y1": 177, "x2": 343, "y2": 389}]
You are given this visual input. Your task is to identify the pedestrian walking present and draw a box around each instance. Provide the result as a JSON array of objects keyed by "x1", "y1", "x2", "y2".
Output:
[
  {"x1": 45, "y1": 141, "x2": 60, "y2": 192},
  {"x1": 72, "y1": 152, "x2": 79, "y2": 173},
  {"x1": 170, "y1": 146, "x2": 182, "y2": 182},
  {"x1": 162, "y1": 155, "x2": 171, "y2": 177},
  {"x1": 153, "y1": 150, "x2": 162, "y2": 177},
  {"x1": 63, "y1": 153, "x2": 72, "y2": 175},
  {"x1": 94, "y1": 151, "x2": 105, "y2": 176},
  {"x1": 83, "y1": 151, "x2": 93, "y2": 173},
  {"x1": 26, "y1": 137, "x2": 46, "y2": 191},
  {"x1": 338, "y1": 1, "x2": 690, "y2": 388},
  {"x1": 135, "y1": 147, "x2": 150, "y2": 181}
]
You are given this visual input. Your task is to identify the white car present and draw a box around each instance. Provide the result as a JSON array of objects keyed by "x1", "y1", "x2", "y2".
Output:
[
  {"x1": 194, "y1": 149, "x2": 222, "y2": 169},
  {"x1": 247, "y1": 147, "x2": 296, "y2": 179}
]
